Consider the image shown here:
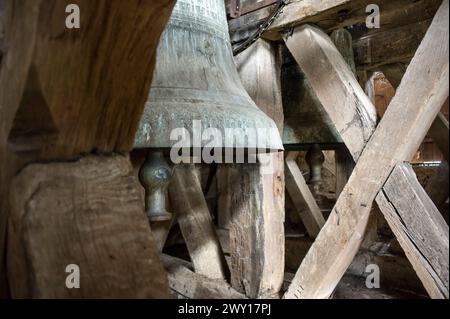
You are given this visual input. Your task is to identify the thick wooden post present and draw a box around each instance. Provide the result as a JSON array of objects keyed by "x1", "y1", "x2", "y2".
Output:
[
  {"x1": 227, "y1": 153, "x2": 285, "y2": 298},
  {"x1": 0, "y1": 0, "x2": 175, "y2": 297},
  {"x1": 224, "y1": 39, "x2": 285, "y2": 298},
  {"x1": 8, "y1": 155, "x2": 170, "y2": 298}
]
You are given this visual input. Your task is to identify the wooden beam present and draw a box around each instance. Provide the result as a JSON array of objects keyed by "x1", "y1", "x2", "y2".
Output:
[
  {"x1": 161, "y1": 255, "x2": 245, "y2": 299},
  {"x1": 2, "y1": 0, "x2": 175, "y2": 158},
  {"x1": 0, "y1": 0, "x2": 40, "y2": 297},
  {"x1": 368, "y1": 72, "x2": 448, "y2": 216},
  {"x1": 330, "y1": 29, "x2": 356, "y2": 198},
  {"x1": 228, "y1": 0, "x2": 441, "y2": 49},
  {"x1": 286, "y1": 237, "x2": 426, "y2": 294},
  {"x1": 266, "y1": 0, "x2": 353, "y2": 39},
  {"x1": 285, "y1": 152, "x2": 325, "y2": 238},
  {"x1": 284, "y1": 0, "x2": 449, "y2": 298},
  {"x1": 232, "y1": 0, "x2": 358, "y2": 44},
  {"x1": 229, "y1": 4, "x2": 276, "y2": 45},
  {"x1": 169, "y1": 164, "x2": 227, "y2": 280},
  {"x1": 376, "y1": 162, "x2": 449, "y2": 299},
  {"x1": 353, "y1": 19, "x2": 432, "y2": 71},
  {"x1": 8, "y1": 155, "x2": 170, "y2": 298},
  {"x1": 227, "y1": 153, "x2": 285, "y2": 299},
  {"x1": 221, "y1": 39, "x2": 285, "y2": 298},
  {"x1": 226, "y1": 0, "x2": 278, "y2": 18},
  {"x1": 284, "y1": 25, "x2": 377, "y2": 161},
  {"x1": 267, "y1": 0, "x2": 440, "y2": 40},
  {"x1": 0, "y1": 0, "x2": 175, "y2": 297}
]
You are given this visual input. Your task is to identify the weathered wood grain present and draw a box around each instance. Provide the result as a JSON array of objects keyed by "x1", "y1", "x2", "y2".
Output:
[
  {"x1": 228, "y1": 152, "x2": 285, "y2": 299},
  {"x1": 284, "y1": 24, "x2": 377, "y2": 161},
  {"x1": 225, "y1": 39, "x2": 285, "y2": 298},
  {"x1": 285, "y1": 152, "x2": 325, "y2": 238},
  {"x1": 353, "y1": 19, "x2": 432, "y2": 70},
  {"x1": 162, "y1": 255, "x2": 245, "y2": 299},
  {"x1": 7, "y1": 155, "x2": 169, "y2": 298},
  {"x1": 330, "y1": 28, "x2": 356, "y2": 198},
  {"x1": 284, "y1": 0, "x2": 449, "y2": 298},
  {"x1": 376, "y1": 162, "x2": 449, "y2": 299},
  {"x1": 268, "y1": 0, "x2": 440, "y2": 40},
  {"x1": 0, "y1": 0, "x2": 175, "y2": 297},
  {"x1": 169, "y1": 164, "x2": 227, "y2": 281},
  {"x1": 330, "y1": 28, "x2": 356, "y2": 75}
]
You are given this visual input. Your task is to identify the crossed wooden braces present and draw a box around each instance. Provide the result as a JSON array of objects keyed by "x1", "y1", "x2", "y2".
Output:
[
  {"x1": 158, "y1": 0, "x2": 449, "y2": 300},
  {"x1": 282, "y1": 0, "x2": 448, "y2": 299}
]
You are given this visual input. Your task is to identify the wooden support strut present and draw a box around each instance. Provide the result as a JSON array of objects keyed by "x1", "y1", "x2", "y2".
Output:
[
  {"x1": 283, "y1": 0, "x2": 449, "y2": 299},
  {"x1": 223, "y1": 39, "x2": 285, "y2": 298},
  {"x1": 169, "y1": 164, "x2": 227, "y2": 281},
  {"x1": 377, "y1": 163, "x2": 449, "y2": 298},
  {"x1": 0, "y1": 0, "x2": 176, "y2": 298},
  {"x1": 285, "y1": 152, "x2": 325, "y2": 238}
]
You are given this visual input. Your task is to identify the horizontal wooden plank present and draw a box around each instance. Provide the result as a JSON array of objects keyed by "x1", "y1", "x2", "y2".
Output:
[
  {"x1": 353, "y1": 19, "x2": 432, "y2": 70},
  {"x1": 228, "y1": 0, "x2": 440, "y2": 49}
]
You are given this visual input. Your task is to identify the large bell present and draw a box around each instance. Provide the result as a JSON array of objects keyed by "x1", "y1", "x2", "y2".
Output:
[
  {"x1": 135, "y1": 0, "x2": 283, "y2": 151},
  {"x1": 135, "y1": 0, "x2": 283, "y2": 221}
]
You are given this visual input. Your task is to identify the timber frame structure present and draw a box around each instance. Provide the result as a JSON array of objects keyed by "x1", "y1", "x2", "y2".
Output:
[{"x1": 0, "y1": 0, "x2": 448, "y2": 300}]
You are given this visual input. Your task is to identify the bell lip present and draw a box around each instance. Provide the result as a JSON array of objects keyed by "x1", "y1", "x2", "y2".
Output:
[
  {"x1": 133, "y1": 146, "x2": 285, "y2": 165},
  {"x1": 133, "y1": 146, "x2": 285, "y2": 153}
]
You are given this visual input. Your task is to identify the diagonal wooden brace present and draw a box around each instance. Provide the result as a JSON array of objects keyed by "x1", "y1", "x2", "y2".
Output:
[
  {"x1": 283, "y1": 0, "x2": 449, "y2": 299},
  {"x1": 285, "y1": 152, "x2": 325, "y2": 238},
  {"x1": 169, "y1": 164, "x2": 228, "y2": 281}
]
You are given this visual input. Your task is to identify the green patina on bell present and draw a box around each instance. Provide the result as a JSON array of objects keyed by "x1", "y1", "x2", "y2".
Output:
[
  {"x1": 134, "y1": 0, "x2": 283, "y2": 221},
  {"x1": 135, "y1": 0, "x2": 283, "y2": 151}
]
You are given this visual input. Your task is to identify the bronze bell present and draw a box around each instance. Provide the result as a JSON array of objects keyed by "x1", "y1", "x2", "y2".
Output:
[{"x1": 135, "y1": 0, "x2": 283, "y2": 221}]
